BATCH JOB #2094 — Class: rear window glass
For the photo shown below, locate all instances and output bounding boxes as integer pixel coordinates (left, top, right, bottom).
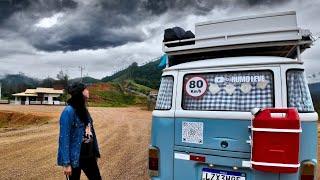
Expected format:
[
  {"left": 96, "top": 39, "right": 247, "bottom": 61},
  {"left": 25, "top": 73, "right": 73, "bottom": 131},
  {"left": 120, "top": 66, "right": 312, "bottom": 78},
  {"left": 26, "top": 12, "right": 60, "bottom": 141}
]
[
  {"left": 182, "top": 71, "right": 274, "bottom": 111},
  {"left": 155, "top": 76, "right": 174, "bottom": 110},
  {"left": 287, "top": 70, "right": 314, "bottom": 112}
]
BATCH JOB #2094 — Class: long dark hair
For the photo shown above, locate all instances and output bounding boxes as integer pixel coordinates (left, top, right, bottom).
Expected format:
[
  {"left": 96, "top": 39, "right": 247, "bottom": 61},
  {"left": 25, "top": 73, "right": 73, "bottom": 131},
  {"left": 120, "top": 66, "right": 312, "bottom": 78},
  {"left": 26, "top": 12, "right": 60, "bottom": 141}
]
[{"left": 67, "top": 86, "right": 89, "bottom": 126}]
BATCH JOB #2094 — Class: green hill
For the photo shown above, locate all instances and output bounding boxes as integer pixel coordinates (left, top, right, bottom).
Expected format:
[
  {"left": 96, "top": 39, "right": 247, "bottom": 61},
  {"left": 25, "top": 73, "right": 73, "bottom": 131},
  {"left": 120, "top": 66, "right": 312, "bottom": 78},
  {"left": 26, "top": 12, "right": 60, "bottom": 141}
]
[
  {"left": 0, "top": 74, "right": 39, "bottom": 98},
  {"left": 101, "top": 60, "right": 162, "bottom": 89},
  {"left": 69, "top": 76, "right": 101, "bottom": 84}
]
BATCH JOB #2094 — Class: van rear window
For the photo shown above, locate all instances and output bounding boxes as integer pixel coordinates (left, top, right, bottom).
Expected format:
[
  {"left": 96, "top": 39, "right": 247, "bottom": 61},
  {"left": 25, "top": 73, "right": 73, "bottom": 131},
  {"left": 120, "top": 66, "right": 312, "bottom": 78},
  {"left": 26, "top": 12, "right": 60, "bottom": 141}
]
[
  {"left": 287, "top": 70, "right": 314, "bottom": 112},
  {"left": 155, "top": 76, "right": 174, "bottom": 110},
  {"left": 182, "top": 71, "right": 274, "bottom": 111}
]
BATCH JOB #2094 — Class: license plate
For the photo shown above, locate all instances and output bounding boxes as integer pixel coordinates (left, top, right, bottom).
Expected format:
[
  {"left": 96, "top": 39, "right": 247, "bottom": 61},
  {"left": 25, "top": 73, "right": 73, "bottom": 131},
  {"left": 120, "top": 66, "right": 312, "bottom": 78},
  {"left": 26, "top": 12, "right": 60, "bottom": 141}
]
[{"left": 202, "top": 168, "right": 246, "bottom": 180}]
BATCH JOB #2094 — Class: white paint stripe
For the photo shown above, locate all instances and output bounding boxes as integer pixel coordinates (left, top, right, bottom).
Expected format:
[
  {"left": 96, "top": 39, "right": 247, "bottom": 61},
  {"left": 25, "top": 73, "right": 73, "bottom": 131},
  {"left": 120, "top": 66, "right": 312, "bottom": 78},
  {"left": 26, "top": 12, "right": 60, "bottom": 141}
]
[
  {"left": 252, "top": 127, "right": 302, "bottom": 133},
  {"left": 251, "top": 161, "right": 300, "bottom": 168},
  {"left": 242, "top": 161, "right": 252, "bottom": 168},
  {"left": 174, "top": 153, "right": 190, "bottom": 160},
  {"left": 172, "top": 110, "right": 319, "bottom": 121}
]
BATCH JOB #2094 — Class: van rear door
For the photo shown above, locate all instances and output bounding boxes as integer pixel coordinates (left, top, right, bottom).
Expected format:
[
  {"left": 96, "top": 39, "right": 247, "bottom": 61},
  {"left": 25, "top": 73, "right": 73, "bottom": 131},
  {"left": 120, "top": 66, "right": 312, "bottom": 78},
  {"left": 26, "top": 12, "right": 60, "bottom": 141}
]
[{"left": 173, "top": 67, "right": 282, "bottom": 180}]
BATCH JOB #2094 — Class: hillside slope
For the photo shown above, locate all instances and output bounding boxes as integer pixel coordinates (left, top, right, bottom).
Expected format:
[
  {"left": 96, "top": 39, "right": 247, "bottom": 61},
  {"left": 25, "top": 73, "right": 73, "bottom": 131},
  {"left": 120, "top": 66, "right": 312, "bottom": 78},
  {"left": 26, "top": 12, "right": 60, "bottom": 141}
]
[
  {"left": 0, "top": 74, "right": 39, "bottom": 98},
  {"left": 87, "top": 81, "right": 152, "bottom": 107},
  {"left": 69, "top": 76, "right": 101, "bottom": 84},
  {"left": 101, "top": 60, "right": 162, "bottom": 89}
]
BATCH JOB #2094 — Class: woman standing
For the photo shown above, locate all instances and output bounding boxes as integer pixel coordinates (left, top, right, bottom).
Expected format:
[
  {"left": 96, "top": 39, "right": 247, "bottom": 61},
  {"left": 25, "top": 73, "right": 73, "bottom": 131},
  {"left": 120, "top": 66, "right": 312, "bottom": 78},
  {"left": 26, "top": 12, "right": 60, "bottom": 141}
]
[{"left": 57, "top": 82, "right": 102, "bottom": 180}]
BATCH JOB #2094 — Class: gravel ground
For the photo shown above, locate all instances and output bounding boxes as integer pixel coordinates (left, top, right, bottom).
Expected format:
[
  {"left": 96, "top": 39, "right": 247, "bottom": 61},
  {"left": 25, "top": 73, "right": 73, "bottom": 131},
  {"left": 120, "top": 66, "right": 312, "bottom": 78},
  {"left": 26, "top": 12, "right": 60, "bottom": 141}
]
[
  {"left": 0, "top": 105, "right": 151, "bottom": 180},
  {"left": 0, "top": 105, "right": 319, "bottom": 179}
]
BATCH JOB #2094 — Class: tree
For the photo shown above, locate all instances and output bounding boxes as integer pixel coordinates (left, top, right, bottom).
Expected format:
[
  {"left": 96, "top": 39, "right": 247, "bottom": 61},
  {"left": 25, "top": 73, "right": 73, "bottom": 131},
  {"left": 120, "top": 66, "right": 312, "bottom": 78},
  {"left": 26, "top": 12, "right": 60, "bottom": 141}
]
[{"left": 56, "top": 70, "right": 69, "bottom": 90}]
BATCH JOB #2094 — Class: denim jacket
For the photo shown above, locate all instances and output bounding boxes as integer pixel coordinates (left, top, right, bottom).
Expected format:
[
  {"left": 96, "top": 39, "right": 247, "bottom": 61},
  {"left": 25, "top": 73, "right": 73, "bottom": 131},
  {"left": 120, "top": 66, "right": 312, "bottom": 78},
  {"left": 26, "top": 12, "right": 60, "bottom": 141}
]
[{"left": 57, "top": 105, "right": 100, "bottom": 168}]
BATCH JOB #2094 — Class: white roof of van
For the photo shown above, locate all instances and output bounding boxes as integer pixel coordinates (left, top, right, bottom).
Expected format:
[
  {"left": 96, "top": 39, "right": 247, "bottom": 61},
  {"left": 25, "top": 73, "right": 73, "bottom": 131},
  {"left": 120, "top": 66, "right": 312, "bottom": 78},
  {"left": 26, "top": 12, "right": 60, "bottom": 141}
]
[
  {"left": 165, "top": 56, "right": 302, "bottom": 71},
  {"left": 163, "top": 11, "right": 313, "bottom": 64}
]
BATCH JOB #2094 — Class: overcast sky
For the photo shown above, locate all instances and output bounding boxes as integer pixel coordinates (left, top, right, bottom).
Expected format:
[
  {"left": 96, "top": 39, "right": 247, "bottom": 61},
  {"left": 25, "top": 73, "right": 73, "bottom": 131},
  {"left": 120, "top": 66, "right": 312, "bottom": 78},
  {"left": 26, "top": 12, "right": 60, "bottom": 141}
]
[{"left": 0, "top": 0, "right": 319, "bottom": 81}]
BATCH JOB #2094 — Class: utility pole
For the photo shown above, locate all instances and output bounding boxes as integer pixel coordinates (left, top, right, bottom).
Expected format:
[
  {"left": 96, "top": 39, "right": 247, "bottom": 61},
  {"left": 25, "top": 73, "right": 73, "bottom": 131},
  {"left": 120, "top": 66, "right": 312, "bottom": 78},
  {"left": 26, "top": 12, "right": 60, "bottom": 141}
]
[{"left": 79, "top": 66, "right": 85, "bottom": 82}]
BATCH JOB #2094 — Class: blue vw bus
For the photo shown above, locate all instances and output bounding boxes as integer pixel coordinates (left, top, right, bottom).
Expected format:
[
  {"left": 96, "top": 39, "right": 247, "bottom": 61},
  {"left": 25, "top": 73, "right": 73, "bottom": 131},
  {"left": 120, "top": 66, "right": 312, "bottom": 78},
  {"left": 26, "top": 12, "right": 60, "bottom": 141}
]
[{"left": 149, "top": 12, "right": 318, "bottom": 180}]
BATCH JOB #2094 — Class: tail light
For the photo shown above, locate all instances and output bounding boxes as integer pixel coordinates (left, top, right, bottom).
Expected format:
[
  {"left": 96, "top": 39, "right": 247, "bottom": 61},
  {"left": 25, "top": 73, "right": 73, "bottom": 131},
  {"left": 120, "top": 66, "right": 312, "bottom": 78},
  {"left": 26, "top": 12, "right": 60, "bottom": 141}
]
[
  {"left": 148, "top": 146, "right": 159, "bottom": 177},
  {"left": 300, "top": 160, "right": 316, "bottom": 180}
]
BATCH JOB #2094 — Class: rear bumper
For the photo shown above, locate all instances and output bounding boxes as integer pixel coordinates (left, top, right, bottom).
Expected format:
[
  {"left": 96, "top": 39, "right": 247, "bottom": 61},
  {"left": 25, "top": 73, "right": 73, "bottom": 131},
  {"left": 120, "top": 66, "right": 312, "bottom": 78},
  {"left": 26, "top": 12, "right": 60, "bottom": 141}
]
[{"left": 172, "top": 151, "right": 317, "bottom": 180}]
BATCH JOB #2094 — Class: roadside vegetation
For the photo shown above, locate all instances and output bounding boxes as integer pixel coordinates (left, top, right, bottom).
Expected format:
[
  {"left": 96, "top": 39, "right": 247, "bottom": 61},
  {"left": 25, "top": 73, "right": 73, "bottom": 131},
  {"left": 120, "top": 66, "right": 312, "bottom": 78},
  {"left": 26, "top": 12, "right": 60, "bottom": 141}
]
[{"left": 87, "top": 82, "right": 150, "bottom": 107}]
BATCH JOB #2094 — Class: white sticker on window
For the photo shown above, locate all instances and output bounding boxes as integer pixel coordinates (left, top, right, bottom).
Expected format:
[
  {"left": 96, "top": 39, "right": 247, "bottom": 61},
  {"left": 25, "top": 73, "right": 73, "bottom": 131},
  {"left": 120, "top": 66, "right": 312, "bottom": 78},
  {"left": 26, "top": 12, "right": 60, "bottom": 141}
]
[
  {"left": 182, "top": 121, "right": 203, "bottom": 144},
  {"left": 257, "top": 80, "right": 269, "bottom": 90},
  {"left": 209, "top": 83, "right": 220, "bottom": 94},
  {"left": 240, "top": 83, "right": 252, "bottom": 94},
  {"left": 224, "top": 84, "right": 236, "bottom": 95},
  {"left": 214, "top": 77, "right": 225, "bottom": 83},
  {"left": 185, "top": 76, "right": 208, "bottom": 97}
]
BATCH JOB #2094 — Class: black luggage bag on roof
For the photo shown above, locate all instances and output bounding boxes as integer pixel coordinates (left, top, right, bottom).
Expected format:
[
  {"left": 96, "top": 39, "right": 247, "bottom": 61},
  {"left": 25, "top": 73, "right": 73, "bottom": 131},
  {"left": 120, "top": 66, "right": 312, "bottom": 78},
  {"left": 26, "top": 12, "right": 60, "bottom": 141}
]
[{"left": 163, "top": 27, "right": 195, "bottom": 47}]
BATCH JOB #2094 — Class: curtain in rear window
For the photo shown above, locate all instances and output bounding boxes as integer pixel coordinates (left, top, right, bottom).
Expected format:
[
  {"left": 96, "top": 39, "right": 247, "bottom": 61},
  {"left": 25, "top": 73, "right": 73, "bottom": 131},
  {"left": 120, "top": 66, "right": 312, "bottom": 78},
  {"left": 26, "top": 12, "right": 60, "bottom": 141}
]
[
  {"left": 182, "top": 71, "right": 274, "bottom": 111},
  {"left": 155, "top": 76, "right": 174, "bottom": 110},
  {"left": 287, "top": 70, "right": 314, "bottom": 112}
]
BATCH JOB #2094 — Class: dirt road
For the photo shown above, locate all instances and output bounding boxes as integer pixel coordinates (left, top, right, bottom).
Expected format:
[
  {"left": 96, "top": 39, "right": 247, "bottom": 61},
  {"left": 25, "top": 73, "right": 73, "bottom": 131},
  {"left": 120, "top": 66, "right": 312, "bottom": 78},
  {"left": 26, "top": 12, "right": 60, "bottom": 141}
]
[
  {"left": 0, "top": 105, "right": 319, "bottom": 179},
  {"left": 0, "top": 105, "right": 151, "bottom": 180}
]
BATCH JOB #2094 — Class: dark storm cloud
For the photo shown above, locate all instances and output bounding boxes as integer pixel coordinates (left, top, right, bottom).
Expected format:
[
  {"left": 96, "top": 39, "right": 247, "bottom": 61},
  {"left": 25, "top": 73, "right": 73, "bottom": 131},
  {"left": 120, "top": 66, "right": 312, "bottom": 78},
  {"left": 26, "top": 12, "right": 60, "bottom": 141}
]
[
  {"left": 142, "top": 0, "right": 292, "bottom": 15},
  {"left": 0, "top": 0, "right": 77, "bottom": 22},
  {"left": 0, "top": 0, "right": 293, "bottom": 52}
]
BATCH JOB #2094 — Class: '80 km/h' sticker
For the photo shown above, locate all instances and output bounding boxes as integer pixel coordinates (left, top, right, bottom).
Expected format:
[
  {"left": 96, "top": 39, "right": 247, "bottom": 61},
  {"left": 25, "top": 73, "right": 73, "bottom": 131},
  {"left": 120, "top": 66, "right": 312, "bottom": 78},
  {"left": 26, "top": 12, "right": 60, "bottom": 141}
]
[{"left": 185, "top": 76, "right": 208, "bottom": 98}]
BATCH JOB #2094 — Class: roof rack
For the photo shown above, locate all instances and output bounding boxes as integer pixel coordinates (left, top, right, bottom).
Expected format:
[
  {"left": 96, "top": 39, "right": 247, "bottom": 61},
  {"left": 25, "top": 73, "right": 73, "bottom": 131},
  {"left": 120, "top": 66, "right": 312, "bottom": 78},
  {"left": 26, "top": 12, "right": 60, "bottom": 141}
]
[{"left": 163, "top": 11, "right": 314, "bottom": 67}]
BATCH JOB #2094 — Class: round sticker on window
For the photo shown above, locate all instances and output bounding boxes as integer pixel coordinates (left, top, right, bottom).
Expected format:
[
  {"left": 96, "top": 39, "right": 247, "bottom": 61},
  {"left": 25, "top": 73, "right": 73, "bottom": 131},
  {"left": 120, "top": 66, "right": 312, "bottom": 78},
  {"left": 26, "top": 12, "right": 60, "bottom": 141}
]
[{"left": 185, "top": 76, "right": 208, "bottom": 97}]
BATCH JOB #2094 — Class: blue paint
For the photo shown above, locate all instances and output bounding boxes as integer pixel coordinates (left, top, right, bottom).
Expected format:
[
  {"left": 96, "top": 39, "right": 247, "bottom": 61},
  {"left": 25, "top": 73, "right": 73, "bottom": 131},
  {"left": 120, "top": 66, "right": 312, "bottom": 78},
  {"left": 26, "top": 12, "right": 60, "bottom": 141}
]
[
  {"left": 175, "top": 118, "right": 251, "bottom": 153},
  {"left": 280, "top": 121, "right": 318, "bottom": 180},
  {"left": 150, "top": 116, "right": 175, "bottom": 180},
  {"left": 151, "top": 116, "right": 317, "bottom": 180}
]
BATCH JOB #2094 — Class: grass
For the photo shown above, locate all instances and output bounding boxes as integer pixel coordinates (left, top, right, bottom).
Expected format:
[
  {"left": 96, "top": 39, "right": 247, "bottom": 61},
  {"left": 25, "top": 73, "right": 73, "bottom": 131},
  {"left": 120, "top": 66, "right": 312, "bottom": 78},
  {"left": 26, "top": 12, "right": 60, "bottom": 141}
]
[
  {"left": 89, "top": 91, "right": 135, "bottom": 107},
  {"left": 126, "top": 80, "right": 152, "bottom": 95},
  {"left": 88, "top": 82, "right": 148, "bottom": 107}
]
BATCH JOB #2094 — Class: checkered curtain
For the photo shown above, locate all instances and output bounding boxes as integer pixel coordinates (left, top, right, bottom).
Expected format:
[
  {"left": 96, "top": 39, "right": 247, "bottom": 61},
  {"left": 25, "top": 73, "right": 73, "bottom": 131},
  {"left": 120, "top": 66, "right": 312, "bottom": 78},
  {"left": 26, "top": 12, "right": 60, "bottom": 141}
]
[
  {"left": 287, "top": 70, "right": 314, "bottom": 112},
  {"left": 183, "top": 71, "right": 274, "bottom": 111},
  {"left": 155, "top": 76, "right": 174, "bottom": 110}
]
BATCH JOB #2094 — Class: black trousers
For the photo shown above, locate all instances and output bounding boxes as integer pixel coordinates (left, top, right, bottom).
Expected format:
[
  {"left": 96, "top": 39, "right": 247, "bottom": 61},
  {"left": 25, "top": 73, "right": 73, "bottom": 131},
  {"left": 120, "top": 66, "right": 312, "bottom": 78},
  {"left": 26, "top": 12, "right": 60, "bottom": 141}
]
[{"left": 69, "top": 157, "right": 102, "bottom": 180}]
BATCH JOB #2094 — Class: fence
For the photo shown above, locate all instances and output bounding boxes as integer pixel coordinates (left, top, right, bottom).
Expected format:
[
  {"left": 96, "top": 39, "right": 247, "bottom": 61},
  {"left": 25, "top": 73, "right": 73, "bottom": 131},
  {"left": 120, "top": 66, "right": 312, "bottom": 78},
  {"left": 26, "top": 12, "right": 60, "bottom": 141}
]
[{"left": 0, "top": 100, "right": 9, "bottom": 104}]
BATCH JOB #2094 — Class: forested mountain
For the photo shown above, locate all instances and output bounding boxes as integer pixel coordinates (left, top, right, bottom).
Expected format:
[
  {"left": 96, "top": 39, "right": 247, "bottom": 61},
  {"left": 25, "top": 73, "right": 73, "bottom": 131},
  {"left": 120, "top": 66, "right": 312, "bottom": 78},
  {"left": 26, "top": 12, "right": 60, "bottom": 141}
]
[{"left": 101, "top": 59, "right": 162, "bottom": 89}]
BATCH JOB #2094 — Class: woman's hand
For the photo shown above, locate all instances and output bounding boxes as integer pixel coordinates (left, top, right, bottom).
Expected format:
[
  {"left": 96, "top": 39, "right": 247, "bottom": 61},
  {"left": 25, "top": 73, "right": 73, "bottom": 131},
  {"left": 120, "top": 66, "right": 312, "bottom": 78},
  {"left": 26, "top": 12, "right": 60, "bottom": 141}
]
[{"left": 63, "top": 165, "right": 72, "bottom": 176}]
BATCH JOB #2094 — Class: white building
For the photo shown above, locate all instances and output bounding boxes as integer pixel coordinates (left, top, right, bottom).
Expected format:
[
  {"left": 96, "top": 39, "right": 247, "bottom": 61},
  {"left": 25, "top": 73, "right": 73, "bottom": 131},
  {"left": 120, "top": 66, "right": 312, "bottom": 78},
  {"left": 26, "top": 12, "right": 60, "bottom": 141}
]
[{"left": 12, "top": 88, "right": 64, "bottom": 105}]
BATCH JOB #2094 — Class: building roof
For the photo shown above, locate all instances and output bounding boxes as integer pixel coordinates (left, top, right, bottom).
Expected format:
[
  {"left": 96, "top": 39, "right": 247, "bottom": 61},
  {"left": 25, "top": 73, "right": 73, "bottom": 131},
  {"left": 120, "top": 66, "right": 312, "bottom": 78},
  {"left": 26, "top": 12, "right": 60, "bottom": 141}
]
[
  {"left": 35, "top": 88, "right": 63, "bottom": 94},
  {"left": 12, "top": 92, "right": 38, "bottom": 97},
  {"left": 12, "top": 87, "right": 64, "bottom": 97},
  {"left": 25, "top": 89, "right": 36, "bottom": 94}
]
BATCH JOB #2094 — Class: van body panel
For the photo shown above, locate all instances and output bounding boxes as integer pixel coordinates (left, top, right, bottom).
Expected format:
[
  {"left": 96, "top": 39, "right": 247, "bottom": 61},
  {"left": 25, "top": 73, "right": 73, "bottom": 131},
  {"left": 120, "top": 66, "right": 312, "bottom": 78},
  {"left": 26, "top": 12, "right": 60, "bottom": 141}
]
[
  {"left": 171, "top": 120, "right": 317, "bottom": 180},
  {"left": 280, "top": 121, "right": 318, "bottom": 180},
  {"left": 174, "top": 118, "right": 251, "bottom": 153},
  {"left": 151, "top": 116, "right": 175, "bottom": 180},
  {"left": 299, "top": 121, "right": 318, "bottom": 160},
  {"left": 165, "top": 56, "right": 302, "bottom": 72},
  {"left": 174, "top": 146, "right": 251, "bottom": 159}
]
